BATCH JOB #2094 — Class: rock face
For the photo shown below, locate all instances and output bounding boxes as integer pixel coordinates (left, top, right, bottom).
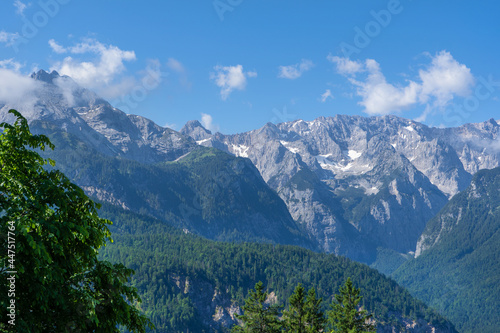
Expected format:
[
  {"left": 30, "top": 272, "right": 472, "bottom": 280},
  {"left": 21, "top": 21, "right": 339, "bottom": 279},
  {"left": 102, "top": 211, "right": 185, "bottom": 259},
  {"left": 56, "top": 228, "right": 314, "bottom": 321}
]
[
  {"left": 168, "top": 273, "right": 241, "bottom": 330},
  {"left": 182, "top": 115, "right": 500, "bottom": 263}
]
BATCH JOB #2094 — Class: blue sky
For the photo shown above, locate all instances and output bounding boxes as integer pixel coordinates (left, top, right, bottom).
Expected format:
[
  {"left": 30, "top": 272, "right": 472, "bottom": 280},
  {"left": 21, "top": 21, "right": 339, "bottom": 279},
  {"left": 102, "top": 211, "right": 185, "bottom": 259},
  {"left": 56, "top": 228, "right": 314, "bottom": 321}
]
[{"left": 1, "top": 0, "right": 499, "bottom": 133}]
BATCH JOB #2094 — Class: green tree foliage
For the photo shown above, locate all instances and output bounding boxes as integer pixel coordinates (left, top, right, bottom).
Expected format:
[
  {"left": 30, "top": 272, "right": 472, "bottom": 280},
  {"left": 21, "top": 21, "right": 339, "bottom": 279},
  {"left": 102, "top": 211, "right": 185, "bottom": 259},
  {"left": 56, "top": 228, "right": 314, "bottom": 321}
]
[
  {"left": 328, "top": 278, "right": 375, "bottom": 333},
  {"left": 232, "top": 281, "right": 282, "bottom": 333},
  {"left": 0, "top": 110, "right": 153, "bottom": 332},
  {"left": 234, "top": 279, "right": 376, "bottom": 333},
  {"left": 304, "top": 287, "right": 326, "bottom": 333},
  {"left": 282, "top": 283, "right": 307, "bottom": 332},
  {"left": 282, "top": 284, "right": 326, "bottom": 333}
]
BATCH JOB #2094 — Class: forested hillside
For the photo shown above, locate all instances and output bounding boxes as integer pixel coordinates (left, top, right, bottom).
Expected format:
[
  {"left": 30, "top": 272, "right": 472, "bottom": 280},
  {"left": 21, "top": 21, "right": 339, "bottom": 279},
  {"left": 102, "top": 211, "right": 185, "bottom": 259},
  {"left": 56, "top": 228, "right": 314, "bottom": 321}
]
[
  {"left": 393, "top": 167, "right": 500, "bottom": 333},
  {"left": 98, "top": 203, "right": 457, "bottom": 332}
]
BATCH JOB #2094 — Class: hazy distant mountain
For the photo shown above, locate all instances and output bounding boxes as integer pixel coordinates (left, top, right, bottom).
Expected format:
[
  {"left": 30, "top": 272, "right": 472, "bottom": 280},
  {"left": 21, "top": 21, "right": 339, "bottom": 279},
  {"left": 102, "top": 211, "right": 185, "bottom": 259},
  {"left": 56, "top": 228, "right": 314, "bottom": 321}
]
[{"left": 393, "top": 167, "right": 500, "bottom": 333}]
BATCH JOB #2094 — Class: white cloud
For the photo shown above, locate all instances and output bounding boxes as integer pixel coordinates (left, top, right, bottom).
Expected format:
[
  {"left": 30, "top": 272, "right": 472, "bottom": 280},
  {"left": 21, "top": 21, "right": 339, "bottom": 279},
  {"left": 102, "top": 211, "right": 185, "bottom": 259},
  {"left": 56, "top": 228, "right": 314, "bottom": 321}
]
[
  {"left": 49, "top": 38, "right": 136, "bottom": 99},
  {"left": 0, "top": 58, "right": 23, "bottom": 72},
  {"left": 489, "top": 137, "right": 500, "bottom": 153},
  {"left": 13, "top": 0, "right": 28, "bottom": 16},
  {"left": 0, "top": 68, "right": 42, "bottom": 113},
  {"left": 328, "top": 55, "right": 363, "bottom": 75},
  {"left": 201, "top": 113, "right": 220, "bottom": 133},
  {"left": 320, "top": 89, "right": 333, "bottom": 102},
  {"left": 210, "top": 65, "right": 256, "bottom": 100},
  {"left": 164, "top": 122, "right": 177, "bottom": 130},
  {"left": 418, "top": 51, "right": 475, "bottom": 107},
  {"left": 349, "top": 59, "right": 421, "bottom": 115},
  {"left": 48, "top": 39, "right": 67, "bottom": 54},
  {"left": 413, "top": 105, "right": 433, "bottom": 123},
  {"left": 247, "top": 71, "right": 258, "bottom": 78},
  {"left": 278, "top": 59, "right": 314, "bottom": 79},
  {"left": 98, "top": 77, "right": 137, "bottom": 101},
  {"left": 0, "top": 31, "right": 19, "bottom": 47},
  {"left": 139, "top": 59, "right": 164, "bottom": 88},
  {"left": 167, "top": 57, "right": 191, "bottom": 89},
  {"left": 53, "top": 75, "right": 81, "bottom": 107},
  {"left": 331, "top": 51, "right": 475, "bottom": 117},
  {"left": 108, "top": 59, "right": 168, "bottom": 111},
  {"left": 166, "top": 58, "right": 184, "bottom": 73}
]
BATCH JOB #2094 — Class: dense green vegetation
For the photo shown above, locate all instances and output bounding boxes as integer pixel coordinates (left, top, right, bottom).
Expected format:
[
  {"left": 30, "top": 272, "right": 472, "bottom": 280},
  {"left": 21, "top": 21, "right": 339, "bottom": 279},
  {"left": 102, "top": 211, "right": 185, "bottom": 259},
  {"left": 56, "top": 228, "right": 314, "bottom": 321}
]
[
  {"left": 232, "top": 281, "right": 282, "bottom": 333},
  {"left": 369, "top": 248, "right": 410, "bottom": 276},
  {"left": 327, "top": 278, "right": 375, "bottom": 333},
  {"left": 98, "top": 203, "right": 456, "bottom": 332},
  {"left": 393, "top": 167, "right": 500, "bottom": 333},
  {"left": 0, "top": 111, "right": 152, "bottom": 332}
]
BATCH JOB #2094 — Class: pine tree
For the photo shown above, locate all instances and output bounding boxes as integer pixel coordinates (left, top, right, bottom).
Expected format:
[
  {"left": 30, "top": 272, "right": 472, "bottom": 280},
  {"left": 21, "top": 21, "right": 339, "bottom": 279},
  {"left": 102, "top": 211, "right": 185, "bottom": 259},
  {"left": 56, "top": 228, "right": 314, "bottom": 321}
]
[
  {"left": 282, "top": 284, "right": 327, "bottom": 333},
  {"left": 304, "top": 287, "right": 326, "bottom": 333},
  {"left": 282, "top": 283, "right": 307, "bottom": 332},
  {"left": 327, "top": 278, "right": 376, "bottom": 333},
  {"left": 232, "top": 281, "right": 282, "bottom": 333}
]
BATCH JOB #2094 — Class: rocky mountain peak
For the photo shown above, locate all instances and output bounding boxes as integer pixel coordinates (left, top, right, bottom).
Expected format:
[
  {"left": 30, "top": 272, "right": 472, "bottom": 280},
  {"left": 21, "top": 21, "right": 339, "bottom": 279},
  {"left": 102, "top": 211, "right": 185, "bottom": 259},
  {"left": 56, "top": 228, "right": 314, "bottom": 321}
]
[
  {"left": 255, "top": 122, "right": 280, "bottom": 138},
  {"left": 1, "top": 70, "right": 197, "bottom": 164},
  {"left": 181, "top": 120, "right": 203, "bottom": 131},
  {"left": 30, "top": 69, "right": 61, "bottom": 84},
  {"left": 488, "top": 117, "right": 499, "bottom": 127},
  {"left": 180, "top": 120, "right": 212, "bottom": 141}
]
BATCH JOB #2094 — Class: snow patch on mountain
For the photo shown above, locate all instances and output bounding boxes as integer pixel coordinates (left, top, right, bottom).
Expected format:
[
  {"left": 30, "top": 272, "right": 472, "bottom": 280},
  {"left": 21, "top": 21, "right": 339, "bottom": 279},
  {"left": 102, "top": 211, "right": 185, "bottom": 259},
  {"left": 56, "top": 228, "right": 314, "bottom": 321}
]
[
  {"left": 365, "top": 186, "right": 380, "bottom": 195},
  {"left": 231, "top": 144, "right": 249, "bottom": 157},
  {"left": 315, "top": 154, "right": 372, "bottom": 175},
  {"left": 315, "top": 154, "right": 337, "bottom": 171},
  {"left": 347, "top": 150, "right": 362, "bottom": 159},
  {"left": 280, "top": 141, "right": 301, "bottom": 154},
  {"left": 197, "top": 138, "right": 211, "bottom": 145},
  {"left": 405, "top": 125, "right": 415, "bottom": 132}
]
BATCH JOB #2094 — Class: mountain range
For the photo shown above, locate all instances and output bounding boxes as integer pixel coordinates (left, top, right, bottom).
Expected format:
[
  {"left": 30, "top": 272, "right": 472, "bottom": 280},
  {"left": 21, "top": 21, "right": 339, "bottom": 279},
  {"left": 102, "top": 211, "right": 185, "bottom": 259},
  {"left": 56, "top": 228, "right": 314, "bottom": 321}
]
[
  {"left": 2, "top": 70, "right": 310, "bottom": 248},
  {"left": 180, "top": 105, "right": 500, "bottom": 264},
  {"left": 1, "top": 69, "right": 499, "bottom": 332}
]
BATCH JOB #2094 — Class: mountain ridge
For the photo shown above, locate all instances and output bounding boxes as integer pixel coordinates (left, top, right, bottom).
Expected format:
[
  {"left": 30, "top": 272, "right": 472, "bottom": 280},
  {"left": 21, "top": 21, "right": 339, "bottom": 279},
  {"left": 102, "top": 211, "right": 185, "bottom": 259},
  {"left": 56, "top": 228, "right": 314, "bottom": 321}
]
[{"left": 182, "top": 112, "right": 500, "bottom": 262}]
